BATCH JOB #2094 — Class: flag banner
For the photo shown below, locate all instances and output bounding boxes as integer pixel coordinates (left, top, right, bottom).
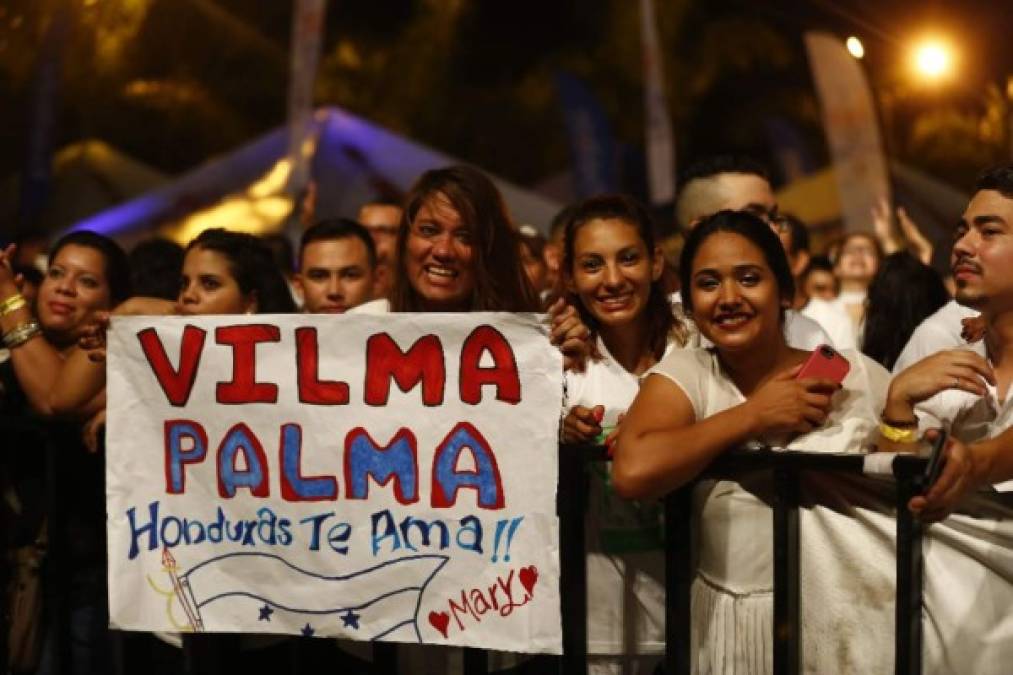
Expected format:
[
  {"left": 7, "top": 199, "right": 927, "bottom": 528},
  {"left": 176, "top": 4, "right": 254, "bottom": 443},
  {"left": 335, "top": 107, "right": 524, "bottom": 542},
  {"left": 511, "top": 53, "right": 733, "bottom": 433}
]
[
  {"left": 106, "top": 313, "right": 563, "bottom": 654},
  {"left": 805, "top": 31, "right": 891, "bottom": 234}
]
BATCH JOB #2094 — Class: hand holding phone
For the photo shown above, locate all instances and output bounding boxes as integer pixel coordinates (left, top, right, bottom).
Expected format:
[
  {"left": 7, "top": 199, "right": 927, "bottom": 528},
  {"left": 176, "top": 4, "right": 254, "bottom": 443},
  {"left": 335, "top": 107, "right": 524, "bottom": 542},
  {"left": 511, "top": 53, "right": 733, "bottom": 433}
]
[{"left": 797, "top": 344, "right": 851, "bottom": 384}]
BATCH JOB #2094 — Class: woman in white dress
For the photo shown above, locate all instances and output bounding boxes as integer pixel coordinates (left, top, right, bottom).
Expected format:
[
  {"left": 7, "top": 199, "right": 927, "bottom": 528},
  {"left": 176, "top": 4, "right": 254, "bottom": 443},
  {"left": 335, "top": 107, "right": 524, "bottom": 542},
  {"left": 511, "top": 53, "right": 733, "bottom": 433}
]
[
  {"left": 612, "top": 210, "right": 890, "bottom": 674},
  {"left": 557, "top": 194, "right": 689, "bottom": 674}
]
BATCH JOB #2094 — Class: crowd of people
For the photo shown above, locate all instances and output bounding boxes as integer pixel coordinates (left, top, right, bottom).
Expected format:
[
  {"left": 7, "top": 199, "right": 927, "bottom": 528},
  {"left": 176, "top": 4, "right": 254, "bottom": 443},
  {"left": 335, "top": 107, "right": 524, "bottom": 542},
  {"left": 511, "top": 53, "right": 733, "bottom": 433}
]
[{"left": 3, "top": 157, "right": 1013, "bottom": 674}]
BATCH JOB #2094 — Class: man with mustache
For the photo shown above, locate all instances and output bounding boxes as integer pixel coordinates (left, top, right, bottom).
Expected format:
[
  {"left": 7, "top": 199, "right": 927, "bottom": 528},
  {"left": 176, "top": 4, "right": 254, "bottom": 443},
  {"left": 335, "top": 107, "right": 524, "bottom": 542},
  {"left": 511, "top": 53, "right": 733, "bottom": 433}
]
[{"left": 887, "top": 165, "right": 1013, "bottom": 521}]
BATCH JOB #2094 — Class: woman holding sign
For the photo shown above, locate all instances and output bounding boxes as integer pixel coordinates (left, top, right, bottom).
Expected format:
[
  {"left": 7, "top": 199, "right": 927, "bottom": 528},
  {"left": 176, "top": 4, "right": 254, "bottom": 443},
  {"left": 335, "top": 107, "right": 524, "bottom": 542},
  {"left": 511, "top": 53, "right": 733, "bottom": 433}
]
[
  {"left": 611, "top": 211, "right": 890, "bottom": 672},
  {"left": 557, "top": 194, "right": 690, "bottom": 673},
  {"left": 350, "top": 164, "right": 589, "bottom": 367}
]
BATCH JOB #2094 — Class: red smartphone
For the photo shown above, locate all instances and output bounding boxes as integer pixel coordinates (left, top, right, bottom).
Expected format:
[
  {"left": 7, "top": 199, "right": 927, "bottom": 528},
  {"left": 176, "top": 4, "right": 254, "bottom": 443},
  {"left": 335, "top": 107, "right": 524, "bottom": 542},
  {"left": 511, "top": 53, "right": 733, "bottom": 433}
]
[{"left": 796, "top": 344, "right": 851, "bottom": 383}]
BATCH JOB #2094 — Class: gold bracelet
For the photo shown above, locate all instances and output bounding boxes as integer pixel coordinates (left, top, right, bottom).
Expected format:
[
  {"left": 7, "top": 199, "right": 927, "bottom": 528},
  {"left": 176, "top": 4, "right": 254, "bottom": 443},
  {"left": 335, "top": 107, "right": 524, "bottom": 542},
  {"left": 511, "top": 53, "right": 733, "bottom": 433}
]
[
  {"left": 2, "top": 320, "right": 41, "bottom": 349},
  {"left": 0, "top": 293, "right": 26, "bottom": 317},
  {"left": 880, "top": 421, "right": 919, "bottom": 444}
]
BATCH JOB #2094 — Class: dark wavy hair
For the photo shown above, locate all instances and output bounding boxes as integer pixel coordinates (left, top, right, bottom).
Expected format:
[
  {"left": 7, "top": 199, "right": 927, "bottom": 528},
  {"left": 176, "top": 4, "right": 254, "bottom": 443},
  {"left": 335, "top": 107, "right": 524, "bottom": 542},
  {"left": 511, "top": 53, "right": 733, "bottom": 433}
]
[
  {"left": 679, "top": 210, "right": 795, "bottom": 314},
  {"left": 562, "top": 194, "right": 687, "bottom": 361},
  {"left": 389, "top": 165, "right": 538, "bottom": 312},
  {"left": 975, "top": 163, "right": 1013, "bottom": 198},
  {"left": 49, "top": 230, "right": 132, "bottom": 305},
  {"left": 862, "top": 252, "right": 949, "bottom": 370},
  {"left": 186, "top": 229, "right": 295, "bottom": 313}
]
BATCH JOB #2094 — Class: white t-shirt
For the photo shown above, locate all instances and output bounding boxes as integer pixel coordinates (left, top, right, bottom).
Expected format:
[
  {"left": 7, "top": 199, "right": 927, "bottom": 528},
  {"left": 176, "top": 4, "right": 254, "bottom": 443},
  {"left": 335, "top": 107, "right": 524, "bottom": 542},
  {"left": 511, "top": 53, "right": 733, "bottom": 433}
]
[
  {"left": 646, "top": 347, "right": 889, "bottom": 673},
  {"left": 893, "top": 300, "right": 981, "bottom": 373},
  {"left": 563, "top": 336, "right": 680, "bottom": 657},
  {"left": 801, "top": 297, "right": 858, "bottom": 350}
]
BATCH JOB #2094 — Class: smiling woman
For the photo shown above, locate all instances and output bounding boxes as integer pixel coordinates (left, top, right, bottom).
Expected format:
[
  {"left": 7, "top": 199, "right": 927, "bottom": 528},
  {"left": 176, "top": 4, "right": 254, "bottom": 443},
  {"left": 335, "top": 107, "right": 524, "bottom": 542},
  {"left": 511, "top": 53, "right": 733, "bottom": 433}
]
[
  {"left": 556, "top": 195, "right": 689, "bottom": 671},
  {"left": 0, "top": 231, "right": 130, "bottom": 416},
  {"left": 388, "top": 165, "right": 539, "bottom": 313},
  {"left": 611, "top": 210, "right": 891, "bottom": 672}
]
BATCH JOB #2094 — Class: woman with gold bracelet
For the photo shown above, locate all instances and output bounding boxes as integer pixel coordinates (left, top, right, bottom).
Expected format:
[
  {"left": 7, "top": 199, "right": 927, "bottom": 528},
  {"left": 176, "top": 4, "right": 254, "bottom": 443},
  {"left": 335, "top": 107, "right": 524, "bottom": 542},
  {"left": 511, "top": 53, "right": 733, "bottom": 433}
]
[
  {"left": 0, "top": 232, "right": 130, "bottom": 416},
  {"left": 1, "top": 230, "right": 131, "bottom": 675}
]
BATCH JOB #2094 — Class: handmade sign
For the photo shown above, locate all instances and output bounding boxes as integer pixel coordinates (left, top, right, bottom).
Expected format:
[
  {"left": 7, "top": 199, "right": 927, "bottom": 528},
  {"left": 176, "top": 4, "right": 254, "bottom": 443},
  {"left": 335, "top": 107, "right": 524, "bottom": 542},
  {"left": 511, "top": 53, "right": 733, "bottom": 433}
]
[{"left": 106, "top": 313, "right": 562, "bottom": 653}]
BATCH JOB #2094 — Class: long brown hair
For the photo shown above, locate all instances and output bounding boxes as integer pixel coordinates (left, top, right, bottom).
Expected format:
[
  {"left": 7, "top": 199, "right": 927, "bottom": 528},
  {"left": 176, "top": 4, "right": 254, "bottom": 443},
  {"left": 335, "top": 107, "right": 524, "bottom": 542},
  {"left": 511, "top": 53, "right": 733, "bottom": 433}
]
[
  {"left": 389, "top": 165, "right": 539, "bottom": 312},
  {"left": 561, "top": 194, "right": 688, "bottom": 361}
]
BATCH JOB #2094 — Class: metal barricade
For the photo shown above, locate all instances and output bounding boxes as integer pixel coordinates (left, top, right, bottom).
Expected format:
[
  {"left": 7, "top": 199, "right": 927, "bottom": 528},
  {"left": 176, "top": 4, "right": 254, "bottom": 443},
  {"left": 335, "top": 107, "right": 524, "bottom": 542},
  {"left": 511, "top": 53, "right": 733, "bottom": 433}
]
[
  {"left": 558, "top": 444, "right": 930, "bottom": 675},
  {"left": 3, "top": 409, "right": 931, "bottom": 675}
]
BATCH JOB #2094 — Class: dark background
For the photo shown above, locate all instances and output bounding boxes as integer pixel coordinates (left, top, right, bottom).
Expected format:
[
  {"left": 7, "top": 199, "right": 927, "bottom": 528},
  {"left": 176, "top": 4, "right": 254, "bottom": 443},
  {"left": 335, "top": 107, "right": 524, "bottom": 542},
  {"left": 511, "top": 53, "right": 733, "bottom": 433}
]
[{"left": 2, "top": 0, "right": 1011, "bottom": 233}]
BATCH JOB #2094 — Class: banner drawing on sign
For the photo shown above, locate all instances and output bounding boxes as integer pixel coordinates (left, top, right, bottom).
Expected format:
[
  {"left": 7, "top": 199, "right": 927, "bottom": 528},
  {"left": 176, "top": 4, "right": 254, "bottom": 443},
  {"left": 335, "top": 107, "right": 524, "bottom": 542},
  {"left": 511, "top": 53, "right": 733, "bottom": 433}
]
[{"left": 106, "top": 314, "right": 562, "bottom": 654}]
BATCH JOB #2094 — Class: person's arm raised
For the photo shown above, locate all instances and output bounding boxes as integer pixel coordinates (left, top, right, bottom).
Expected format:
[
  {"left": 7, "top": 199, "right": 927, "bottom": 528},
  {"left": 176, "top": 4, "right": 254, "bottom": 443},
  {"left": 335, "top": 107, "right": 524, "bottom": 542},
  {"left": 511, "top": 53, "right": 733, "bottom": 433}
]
[
  {"left": 0, "top": 244, "right": 68, "bottom": 416},
  {"left": 611, "top": 364, "right": 837, "bottom": 500},
  {"left": 48, "top": 297, "right": 177, "bottom": 415}
]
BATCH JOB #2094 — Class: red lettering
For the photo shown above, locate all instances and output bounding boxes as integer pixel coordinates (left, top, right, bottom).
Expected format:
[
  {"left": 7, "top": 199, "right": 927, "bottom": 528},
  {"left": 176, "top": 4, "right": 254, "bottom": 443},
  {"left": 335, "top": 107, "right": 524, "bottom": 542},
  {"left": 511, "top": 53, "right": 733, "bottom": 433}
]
[
  {"left": 364, "top": 333, "right": 445, "bottom": 406},
  {"left": 137, "top": 325, "right": 206, "bottom": 406},
  {"left": 295, "top": 327, "right": 349, "bottom": 405},
  {"left": 215, "top": 325, "right": 280, "bottom": 404},
  {"left": 448, "top": 589, "right": 479, "bottom": 630},
  {"left": 459, "top": 325, "right": 520, "bottom": 405}
]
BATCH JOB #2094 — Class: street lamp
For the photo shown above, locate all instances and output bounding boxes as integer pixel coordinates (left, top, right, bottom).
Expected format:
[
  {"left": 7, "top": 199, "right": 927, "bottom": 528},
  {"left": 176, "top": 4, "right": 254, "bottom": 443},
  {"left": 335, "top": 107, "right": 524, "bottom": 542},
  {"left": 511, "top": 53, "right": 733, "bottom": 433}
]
[
  {"left": 911, "top": 39, "right": 954, "bottom": 82},
  {"left": 846, "top": 36, "right": 864, "bottom": 60}
]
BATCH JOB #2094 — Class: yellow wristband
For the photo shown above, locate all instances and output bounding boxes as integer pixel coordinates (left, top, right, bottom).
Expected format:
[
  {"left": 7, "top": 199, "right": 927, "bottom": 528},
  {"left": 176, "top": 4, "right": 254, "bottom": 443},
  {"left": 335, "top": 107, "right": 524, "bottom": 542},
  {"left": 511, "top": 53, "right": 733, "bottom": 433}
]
[
  {"left": 0, "top": 293, "right": 26, "bottom": 317},
  {"left": 880, "top": 421, "right": 919, "bottom": 444}
]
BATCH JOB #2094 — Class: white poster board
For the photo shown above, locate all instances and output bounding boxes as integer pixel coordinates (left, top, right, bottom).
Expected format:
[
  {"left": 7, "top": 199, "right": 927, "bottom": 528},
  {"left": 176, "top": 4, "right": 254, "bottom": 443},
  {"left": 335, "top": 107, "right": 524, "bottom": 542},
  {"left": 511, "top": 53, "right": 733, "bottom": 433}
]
[{"left": 105, "top": 313, "right": 563, "bottom": 654}]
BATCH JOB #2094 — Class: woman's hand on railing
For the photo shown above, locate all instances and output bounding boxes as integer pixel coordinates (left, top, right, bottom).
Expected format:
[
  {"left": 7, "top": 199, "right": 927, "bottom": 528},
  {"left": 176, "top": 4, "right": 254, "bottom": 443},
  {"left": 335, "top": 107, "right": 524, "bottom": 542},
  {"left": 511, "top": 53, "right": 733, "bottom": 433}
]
[
  {"left": 741, "top": 364, "right": 840, "bottom": 437},
  {"left": 885, "top": 350, "right": 994, "bottom": 423},
  {"left": 548, "top": 298, "right": 590, "bottom": 373},
  {"left": 561, "top": 405, "right": 604, "bottom": 444}
]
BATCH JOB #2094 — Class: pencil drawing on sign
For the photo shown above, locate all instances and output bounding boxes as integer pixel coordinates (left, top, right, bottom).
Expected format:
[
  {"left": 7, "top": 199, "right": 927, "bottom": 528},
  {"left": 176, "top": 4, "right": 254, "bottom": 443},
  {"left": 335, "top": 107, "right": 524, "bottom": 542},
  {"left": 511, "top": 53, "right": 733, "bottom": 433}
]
[{"left": 150, "top": 546, "right": 449, "bottom": 641}]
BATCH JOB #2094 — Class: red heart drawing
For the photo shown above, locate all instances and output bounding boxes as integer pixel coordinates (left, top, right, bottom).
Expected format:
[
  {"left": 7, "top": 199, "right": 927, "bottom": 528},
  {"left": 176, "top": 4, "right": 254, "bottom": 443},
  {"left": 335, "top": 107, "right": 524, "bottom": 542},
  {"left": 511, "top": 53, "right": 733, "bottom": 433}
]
[
  {"left": 519, "top": 565, "right": 539, "bottom": 596},
  {"left": 428, "top": 610, "right": 450, "bottom": 638}
]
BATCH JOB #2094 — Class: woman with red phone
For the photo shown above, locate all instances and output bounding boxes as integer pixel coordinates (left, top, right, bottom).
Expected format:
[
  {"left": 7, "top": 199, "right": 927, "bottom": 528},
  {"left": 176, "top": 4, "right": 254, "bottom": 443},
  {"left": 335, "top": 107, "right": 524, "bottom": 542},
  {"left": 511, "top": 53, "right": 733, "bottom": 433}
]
[{"left": 611, "top": 211, "right": 891, "bottom": 672}]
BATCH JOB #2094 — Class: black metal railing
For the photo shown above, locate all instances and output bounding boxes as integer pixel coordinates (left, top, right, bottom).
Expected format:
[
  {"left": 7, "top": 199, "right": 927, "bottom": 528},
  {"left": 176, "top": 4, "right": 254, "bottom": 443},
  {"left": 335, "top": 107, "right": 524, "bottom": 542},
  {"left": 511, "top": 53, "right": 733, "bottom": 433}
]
[
  {"left": 558, "top": 444, "right": 931, "bottom": 675},
  {"left": 2, "top": 412, "right": 931, "bottom": 675}
]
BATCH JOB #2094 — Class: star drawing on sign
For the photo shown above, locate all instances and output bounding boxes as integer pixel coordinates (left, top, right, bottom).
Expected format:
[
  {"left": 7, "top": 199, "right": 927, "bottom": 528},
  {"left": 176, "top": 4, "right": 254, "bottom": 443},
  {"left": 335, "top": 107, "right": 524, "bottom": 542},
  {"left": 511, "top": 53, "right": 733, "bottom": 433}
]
[
  {"left": 301, "top": 623, "right": 315, "bottom": 637},
  {"left": 341, "top": 609, "right": 360, "bottom": 630},
  {"left": 258, "top": 604, "right": 274, "bottom": 622}
]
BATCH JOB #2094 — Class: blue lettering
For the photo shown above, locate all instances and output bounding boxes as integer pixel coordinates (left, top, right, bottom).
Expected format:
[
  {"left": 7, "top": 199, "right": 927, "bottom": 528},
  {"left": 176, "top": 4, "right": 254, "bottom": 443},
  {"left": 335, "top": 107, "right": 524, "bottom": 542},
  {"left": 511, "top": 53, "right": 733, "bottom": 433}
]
[{"left": 127, "top": 501, "right": 160, "bottom": 560}]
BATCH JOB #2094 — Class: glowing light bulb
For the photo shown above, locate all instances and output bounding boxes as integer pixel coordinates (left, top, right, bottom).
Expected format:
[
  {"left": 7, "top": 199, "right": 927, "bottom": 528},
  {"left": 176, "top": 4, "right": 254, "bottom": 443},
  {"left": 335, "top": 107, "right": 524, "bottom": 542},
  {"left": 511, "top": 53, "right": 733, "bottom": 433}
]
[{"left": 846, "top": 36, "right": 864, "bottom": 59}]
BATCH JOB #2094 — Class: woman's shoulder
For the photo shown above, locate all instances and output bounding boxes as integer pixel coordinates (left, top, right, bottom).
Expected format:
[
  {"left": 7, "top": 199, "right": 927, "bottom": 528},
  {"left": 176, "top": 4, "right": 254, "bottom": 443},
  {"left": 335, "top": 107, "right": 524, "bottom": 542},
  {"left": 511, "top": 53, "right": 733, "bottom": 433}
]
[
  {"left": 840, "top": 349, "right": 890, "bottom": 392},
  {"left": 648, "top": 346, "right": 716, "bottom": 383}
]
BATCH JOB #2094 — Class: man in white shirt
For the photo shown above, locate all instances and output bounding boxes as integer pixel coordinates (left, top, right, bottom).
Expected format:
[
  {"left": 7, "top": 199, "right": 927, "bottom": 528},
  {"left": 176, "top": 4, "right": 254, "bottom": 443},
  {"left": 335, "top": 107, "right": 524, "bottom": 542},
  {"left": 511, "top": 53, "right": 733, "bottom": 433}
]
[
  {"left": 892, "top": 299, "right": 981, "bottom": 373},
  {"left": 903, "top": 167, "right": 1013, "bottom": 454},
  {"left": 676, "top": 155, "right": 833, "bottom": 349},
  {"left": 875, "top": 166, "right": 1013, "bottom": 672}
]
